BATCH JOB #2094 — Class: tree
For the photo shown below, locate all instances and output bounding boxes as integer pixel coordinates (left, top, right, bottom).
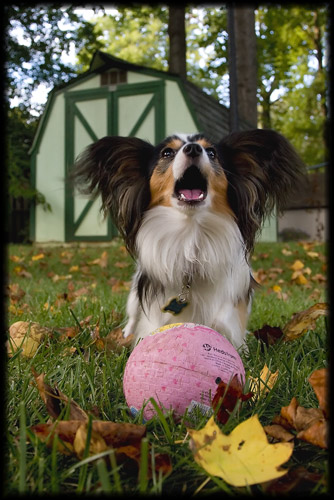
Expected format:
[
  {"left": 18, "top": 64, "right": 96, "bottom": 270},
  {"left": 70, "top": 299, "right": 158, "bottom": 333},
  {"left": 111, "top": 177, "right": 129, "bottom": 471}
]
[
  {"left": 4, "top": 5, "right": 98, "bottom": 113},
  {"left": 168, "top": 6, "right": 187, "bottom": 78},
  {"left": 227, "top": 6, "right": 257, "bottom": 128},
  {"left": 256, "top": 6, "right": 328, "bottom": 163},
  {"left": 76, "top": 6, "right": 169, "bottom": 73}
]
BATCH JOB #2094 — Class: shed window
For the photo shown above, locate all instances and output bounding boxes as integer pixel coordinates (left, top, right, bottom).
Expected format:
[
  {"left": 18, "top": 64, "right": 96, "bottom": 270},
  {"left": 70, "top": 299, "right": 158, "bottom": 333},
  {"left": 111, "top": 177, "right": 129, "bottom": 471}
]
[{"left": 100, "top": 70, "right": 127, "bottom": 86}]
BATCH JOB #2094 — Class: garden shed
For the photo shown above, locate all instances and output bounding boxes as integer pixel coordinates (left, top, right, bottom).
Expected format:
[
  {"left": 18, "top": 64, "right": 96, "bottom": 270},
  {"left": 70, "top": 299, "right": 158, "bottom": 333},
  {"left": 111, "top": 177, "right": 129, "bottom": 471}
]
[{"left": 30, "top": 50, "right": 272, "bottom": 244}]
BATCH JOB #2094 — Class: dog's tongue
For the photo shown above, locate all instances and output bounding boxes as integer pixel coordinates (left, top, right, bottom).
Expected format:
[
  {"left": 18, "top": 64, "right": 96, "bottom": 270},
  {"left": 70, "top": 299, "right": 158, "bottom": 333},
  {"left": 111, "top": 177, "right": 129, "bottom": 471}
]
[{"left": 179, "top": 189, "right": 203, "bottom": 201}]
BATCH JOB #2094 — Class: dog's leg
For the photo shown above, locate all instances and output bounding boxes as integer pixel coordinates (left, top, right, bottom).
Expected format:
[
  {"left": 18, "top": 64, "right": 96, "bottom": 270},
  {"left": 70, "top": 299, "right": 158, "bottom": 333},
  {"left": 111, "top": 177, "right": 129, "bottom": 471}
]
[
  {"left": 123, "top": 287, "right": 141, "bottom": 338},
  {"left": 213, "top": 298, "right": 251, "bottom": 350}
]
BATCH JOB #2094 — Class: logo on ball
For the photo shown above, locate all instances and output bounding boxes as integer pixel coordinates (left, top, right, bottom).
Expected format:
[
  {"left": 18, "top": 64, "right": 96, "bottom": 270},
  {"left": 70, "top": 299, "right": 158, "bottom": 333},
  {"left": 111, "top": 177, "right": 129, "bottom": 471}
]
[{"left": 202, "top": 343, "right": 212, "bottom": 351}]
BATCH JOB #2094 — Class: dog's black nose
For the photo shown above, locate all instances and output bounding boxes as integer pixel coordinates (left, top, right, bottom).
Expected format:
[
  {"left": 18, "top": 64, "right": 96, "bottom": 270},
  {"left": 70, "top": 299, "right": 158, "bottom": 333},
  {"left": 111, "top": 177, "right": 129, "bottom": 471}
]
[{"left": 183, "top": 143, "right": 202, "bottom": 158}]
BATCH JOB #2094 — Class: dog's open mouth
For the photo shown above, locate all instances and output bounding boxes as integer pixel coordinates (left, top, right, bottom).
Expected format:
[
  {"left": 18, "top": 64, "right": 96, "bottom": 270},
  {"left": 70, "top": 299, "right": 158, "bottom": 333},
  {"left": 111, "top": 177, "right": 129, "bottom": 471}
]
[{"left": 174, "top": 165, "right": 208, "bottom": 204}]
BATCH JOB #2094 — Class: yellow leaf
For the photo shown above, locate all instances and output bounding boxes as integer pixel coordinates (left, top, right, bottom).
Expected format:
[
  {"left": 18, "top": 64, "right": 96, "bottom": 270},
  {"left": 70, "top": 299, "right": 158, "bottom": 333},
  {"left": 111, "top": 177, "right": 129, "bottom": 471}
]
[
  {"left": 249, "top": 364, "right": 279, "bottom": 400},
  {"left": 272, "top": 285, "right": 282, "bottom": 293},
  {"left": 31, "top": 253, "right": 45, "bottom": 261},
  {"left": 7, "top": 321, "right": 51, "bottom": 358},
  {"left": 69, "top": 265, "right": 79, "bottom": 272},
  {"left": 188, "top": 415, "right": 293, "bottom": 487},
  {"left": 73, "top": 423, "right": 108, "bottom": 459},
  {"left": 290, "top": 259, "right": 304, "bottom": 271},
  {"left": 306, "top": 251, "right": 319, "bottom": 258},
  {"left": 283, "top": 303, "right": 328, "bottom": 341},
  {"left": 294, "top": 273, "right": 308, "bottom": 285}
]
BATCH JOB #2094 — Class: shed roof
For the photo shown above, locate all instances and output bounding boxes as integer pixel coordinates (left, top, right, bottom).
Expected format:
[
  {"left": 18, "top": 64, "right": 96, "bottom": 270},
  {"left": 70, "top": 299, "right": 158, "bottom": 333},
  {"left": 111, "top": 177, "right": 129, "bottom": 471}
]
[
  {"left": 30, "top": 51, "right": 253, "bottom": 154},
  {"left": 88, "top": 51, "right": 253, "bottom": 142}
]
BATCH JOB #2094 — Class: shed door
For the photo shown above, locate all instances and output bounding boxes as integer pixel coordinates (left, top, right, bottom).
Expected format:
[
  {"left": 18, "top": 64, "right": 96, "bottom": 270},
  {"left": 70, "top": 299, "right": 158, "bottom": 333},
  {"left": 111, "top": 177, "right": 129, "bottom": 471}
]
[{"left": 65, "top": 81, "right": 165, "bottom": 242}]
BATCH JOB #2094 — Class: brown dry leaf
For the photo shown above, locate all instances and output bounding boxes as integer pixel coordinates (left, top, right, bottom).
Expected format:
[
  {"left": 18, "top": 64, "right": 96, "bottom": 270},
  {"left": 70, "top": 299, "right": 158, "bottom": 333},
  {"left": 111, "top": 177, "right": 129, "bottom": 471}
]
[
  {"left": 308, "top": 368, "right": 328, "bottom": 417},
  {"left": 7, "top": 321, "right": 52, "bottom": 358},
  {"left": 107, "top": 277, "right": 131, "bottom": 292},
  {"left": 282, "top": 303, "right": 328, "bottom": 341},
  {"left": 296, "top": 420, "right": 328, "bottom": 449},
  {"left": 272, "top": 395, "right": 328, "bottom": 449},
  {"left": 30, "top": 420, "right": 146, "bottom": 457},
  {"left": 262, "top": 466, "right": 325, "bottom": 494},
  {"left": 31, "top": 368, "right": 88, "bottom": 421},
  {"left": 114, "top": 261, "right": 130, "bottom": 268},
  {"left": 96, "top": 327, "right": 134, "bottom": 353},
  {"left": 263, "top": 424, "right": 294, "bottom": 442},
  {"left": 88, "top": 250, "right": 108, "bottom": 268},
  {"left": 10, "top": 254, "right": 24, "bottom": 263},
  {"left": 7, "top": 283, "right": 26, "bottom": 303}
]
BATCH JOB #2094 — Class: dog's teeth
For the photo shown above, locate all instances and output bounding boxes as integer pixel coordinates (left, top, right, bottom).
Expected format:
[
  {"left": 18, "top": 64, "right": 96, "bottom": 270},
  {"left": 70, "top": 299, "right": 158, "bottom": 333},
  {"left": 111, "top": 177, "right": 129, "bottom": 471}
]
[
  {"left": 180, "top": 193, "right": 186, "bottom": 200},
  {"left": 198, "top": 193, "right": 204, "bottom": 200}
]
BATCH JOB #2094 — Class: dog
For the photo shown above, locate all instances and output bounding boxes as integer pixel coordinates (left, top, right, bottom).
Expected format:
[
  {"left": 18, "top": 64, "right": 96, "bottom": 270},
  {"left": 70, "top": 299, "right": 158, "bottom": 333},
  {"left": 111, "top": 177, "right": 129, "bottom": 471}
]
[{"left": 73, "top": 129, "right": 304, "bottom": 349}]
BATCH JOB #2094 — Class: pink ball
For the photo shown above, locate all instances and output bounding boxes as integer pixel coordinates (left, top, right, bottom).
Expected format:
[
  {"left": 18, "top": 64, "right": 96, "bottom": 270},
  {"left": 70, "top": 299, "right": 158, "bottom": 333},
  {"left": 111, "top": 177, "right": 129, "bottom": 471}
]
[{"left": 123, "top": 323, "right": 245, "bottom": 421}]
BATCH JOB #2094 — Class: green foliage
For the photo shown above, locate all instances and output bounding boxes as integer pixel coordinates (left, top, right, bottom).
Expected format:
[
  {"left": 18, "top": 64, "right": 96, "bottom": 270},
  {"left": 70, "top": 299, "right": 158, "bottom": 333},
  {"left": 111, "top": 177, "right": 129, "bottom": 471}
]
[
  {"left": 76, "top": 6, "right": 169, "bottom": 73},
  {"left": 5, "top": 5, "right": 98, "bottom": 112},
  {"left": 256, "top": 6, "right": 328, "bottom": 164},
  {"left": 6, "top": 105, "right": 50, "bottom": 209}
]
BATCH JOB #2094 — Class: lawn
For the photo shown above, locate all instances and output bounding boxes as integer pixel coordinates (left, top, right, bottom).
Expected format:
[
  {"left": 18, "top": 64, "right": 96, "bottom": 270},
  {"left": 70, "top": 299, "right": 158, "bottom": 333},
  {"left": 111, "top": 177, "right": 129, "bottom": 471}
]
[{"left": 5, "top": 239, "right": 328, "bottom": 495}]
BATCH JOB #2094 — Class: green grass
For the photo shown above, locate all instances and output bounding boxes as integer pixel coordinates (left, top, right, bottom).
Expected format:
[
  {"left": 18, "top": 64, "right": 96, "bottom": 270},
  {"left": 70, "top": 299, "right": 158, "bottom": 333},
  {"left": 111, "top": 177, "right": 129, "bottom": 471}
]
[{"left": 5, "top": 239, "right": 328, "bottom": 495}]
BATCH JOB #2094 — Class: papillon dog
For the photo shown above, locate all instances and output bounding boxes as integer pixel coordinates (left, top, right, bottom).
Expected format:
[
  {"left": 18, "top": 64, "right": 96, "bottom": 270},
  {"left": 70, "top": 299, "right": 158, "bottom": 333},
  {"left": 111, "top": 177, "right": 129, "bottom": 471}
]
[{"left": 73, "top": 129, "right": 304, "bottom": 349}]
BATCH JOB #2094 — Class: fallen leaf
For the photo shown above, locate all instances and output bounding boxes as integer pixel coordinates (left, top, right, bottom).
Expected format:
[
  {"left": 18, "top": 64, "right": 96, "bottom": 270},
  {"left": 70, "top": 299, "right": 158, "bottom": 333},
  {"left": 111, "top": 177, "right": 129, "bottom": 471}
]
[
  {"left": 7, "top": 321, "right": 52, "bottom": 358},
  {"left": 31, "top": 368, "right": 89, "bottom": 421},
  {"left": 282, "top": 303, "right": 328, "bottom": 341},
  {"left": 73, "top": 422, "right": 108, "bottom": 458},
  {"left": 31, "top": 253, "right": 45, "bottom": 261},
  {"left": 252, "top": 325, "right": 284, "bottom": 346},
  {"left": 10, "top": 255, "right": 24, "bottom": 263},
  {"left": 281, "top": 248, "right": 292, "bottom": 256},
  {"left": 306, "top": 251, "right": 319, "bottom": 258},
  {"left": 115, "top": 261, "right": 130, "bottom": 268},
  {"left": 249, "top": 364, "right": 279, "bottom": 400},
  {"left": 291, "top": 273, "right": 308, "bottom": 285},
  {"left": 88, "top": 250, "right": 108, "bottom": 268},
  {"left": 188, "top": 415, "right": 293, "bottom": 487},
  {"left": 263, "top": 425, "right": 294, "bottom": 442},
  {"left": 212, "top": 374, "right": 253, "bottom": 424},
  {"left": 308, "top": 368, "right": 328, "bottom": 417},
  {"left": 262, "top": 466, "right": 325, "bottom": 494},
  {"left": 7, "top": 283, "right": 26, "bottom": 303},
  {"left": 52, "top": 274, "right": 73, "bottom": 282},
  {"left": 94, "top": 327, "right": 134, "bottom": 353},
  {"left": 290, "top": 259, "right": 304, "bottom": 271},
  {"left": 69, "top": 265, "right": 79, "bottom": 272},
  {"left": 272, "top": 391, "right": 328, "bottom": 449},
  {"left": 30, "top": 420, "right": 146, "bottom": 457}
]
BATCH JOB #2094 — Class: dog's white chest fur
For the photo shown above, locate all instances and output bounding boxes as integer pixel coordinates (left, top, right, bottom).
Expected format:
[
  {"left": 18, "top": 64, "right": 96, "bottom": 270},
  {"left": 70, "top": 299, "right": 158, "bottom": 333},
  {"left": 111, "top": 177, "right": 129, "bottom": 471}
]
[{"left": 123, "top": 206, "right": 252, "bottom": 348}]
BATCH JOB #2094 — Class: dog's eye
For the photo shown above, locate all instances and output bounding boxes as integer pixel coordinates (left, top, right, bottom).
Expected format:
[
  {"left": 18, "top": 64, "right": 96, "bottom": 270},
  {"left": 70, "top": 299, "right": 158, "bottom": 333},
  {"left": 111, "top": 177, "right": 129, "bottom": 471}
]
[
  {"left": 161, "top": 147, "right": 175, "bottom": 158},
  {"left": 206, "top": 147, "right": 216, "bottom": 160}
]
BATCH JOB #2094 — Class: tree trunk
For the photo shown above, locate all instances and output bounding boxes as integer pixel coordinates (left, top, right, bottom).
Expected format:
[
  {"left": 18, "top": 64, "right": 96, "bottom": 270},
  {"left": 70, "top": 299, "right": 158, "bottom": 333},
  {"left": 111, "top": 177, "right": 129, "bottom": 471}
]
[
  {"left": 168, "top": 6, "right": 187, "bottom": 79},
  {"left": 228, "top": 7, "right": 257, "bottom": 129}
]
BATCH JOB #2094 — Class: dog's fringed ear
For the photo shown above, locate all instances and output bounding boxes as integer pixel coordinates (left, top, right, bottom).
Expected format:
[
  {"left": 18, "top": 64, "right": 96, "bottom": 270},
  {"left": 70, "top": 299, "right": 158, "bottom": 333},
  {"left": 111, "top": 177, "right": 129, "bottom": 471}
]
[
  {"left": 217, "top": 129, "right": 306, "bottom": 252},
  {"left": 71, "top": 136, "right": 155, "bottom": 255}
]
